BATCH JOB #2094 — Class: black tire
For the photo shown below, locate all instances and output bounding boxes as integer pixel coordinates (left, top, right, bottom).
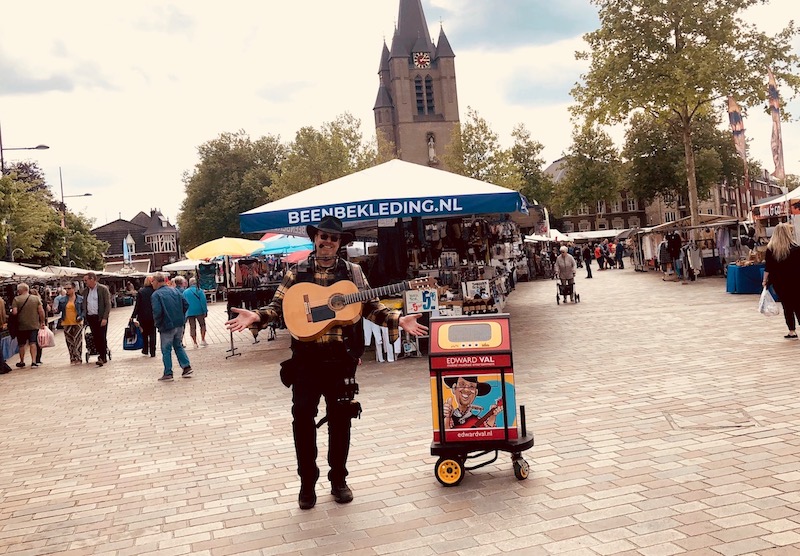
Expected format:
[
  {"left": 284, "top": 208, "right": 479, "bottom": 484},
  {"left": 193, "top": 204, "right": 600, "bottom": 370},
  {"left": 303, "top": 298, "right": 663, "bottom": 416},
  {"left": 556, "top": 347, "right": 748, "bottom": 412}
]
[{"left": 513, "top": 458, "right": 530, "bottom": 480}]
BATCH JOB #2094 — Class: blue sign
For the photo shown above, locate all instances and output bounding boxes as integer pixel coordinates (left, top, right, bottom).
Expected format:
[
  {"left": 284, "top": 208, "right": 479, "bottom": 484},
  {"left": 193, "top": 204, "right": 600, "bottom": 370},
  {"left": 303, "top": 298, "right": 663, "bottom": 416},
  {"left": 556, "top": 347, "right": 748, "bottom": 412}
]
[{"left": 240, "top": 192, "right": 528, "bottom": 234}]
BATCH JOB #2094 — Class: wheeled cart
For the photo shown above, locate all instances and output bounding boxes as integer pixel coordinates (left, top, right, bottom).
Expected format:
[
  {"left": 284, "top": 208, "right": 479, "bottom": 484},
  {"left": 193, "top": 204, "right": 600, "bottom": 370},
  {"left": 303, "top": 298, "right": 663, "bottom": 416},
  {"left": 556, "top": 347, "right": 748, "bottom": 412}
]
[
  {"left": 556, "top": 280, "right": 580, "bottom": 304},
  {"left": 428, "top": 314, "right": 534, "bottom": 486},
  {"left": 84, "top": 329, "right": 111, "bottom": 364}
]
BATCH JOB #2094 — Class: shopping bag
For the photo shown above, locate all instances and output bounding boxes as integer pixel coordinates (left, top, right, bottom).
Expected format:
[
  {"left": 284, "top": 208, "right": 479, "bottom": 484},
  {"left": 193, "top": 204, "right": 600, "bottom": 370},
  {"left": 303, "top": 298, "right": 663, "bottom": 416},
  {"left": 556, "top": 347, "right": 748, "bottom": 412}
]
[
  {"left": 38, "top": 327, "right": 56, "bottom": 348},
  {"left": 758, "top": 287, "right": 780, "bottom": 317},
  {"left": 122, "top": 321, "right": 144, "bottom": 351}
]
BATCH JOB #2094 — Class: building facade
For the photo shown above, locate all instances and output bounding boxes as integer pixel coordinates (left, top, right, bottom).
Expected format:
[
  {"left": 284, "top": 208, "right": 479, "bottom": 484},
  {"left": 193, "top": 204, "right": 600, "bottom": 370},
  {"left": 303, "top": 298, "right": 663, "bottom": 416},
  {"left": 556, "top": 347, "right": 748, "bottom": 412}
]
[
  {"left": 547, "top": 157, "right": 784, "bottom": 231},
  {"left": 374, "top": 0, "right": 460, "bottom": 169},
  {"left": 92, "top": 209, "right": 180, "bottom": 273}
]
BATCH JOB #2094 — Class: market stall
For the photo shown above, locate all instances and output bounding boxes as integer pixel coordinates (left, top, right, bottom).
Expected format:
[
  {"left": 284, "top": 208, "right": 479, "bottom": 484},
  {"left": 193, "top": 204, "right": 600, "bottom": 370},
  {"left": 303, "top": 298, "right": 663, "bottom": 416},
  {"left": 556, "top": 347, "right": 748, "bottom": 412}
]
[{"left": 238, "top": 159, "right": 534, "bottom": 356}]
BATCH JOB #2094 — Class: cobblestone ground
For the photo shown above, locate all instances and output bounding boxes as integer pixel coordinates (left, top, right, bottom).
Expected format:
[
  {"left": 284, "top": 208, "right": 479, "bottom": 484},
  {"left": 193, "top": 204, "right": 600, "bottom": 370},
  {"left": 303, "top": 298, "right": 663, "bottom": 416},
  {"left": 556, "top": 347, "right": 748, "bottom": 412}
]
[{"left": 1, "top": 267, "right": 799, "bottom": 555}]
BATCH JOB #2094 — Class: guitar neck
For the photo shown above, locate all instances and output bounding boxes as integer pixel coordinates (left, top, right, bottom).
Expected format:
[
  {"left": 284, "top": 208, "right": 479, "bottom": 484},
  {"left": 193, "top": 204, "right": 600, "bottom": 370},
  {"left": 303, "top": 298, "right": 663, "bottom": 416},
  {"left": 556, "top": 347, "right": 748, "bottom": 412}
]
[{"left": 343, "top": 281, "right": 411, "bottom": 305}]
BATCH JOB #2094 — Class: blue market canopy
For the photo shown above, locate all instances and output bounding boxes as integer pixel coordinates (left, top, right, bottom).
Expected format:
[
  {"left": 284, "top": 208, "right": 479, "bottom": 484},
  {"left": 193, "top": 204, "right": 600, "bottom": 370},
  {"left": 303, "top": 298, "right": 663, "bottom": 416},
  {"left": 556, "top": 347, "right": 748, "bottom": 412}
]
[{"left": 240, "top": 159, "right": 529, "bottom": 234}]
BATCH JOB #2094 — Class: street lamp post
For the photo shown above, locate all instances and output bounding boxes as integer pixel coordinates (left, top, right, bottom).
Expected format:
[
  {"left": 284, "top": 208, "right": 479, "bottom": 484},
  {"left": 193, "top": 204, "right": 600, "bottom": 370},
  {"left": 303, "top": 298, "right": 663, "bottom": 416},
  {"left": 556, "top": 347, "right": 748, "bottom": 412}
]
[
  {"left": 60, "top": 167, "right": 92, "bottom": 265},
  {"left": 0, "top": 122, "right": 50, "bottom": 174}
]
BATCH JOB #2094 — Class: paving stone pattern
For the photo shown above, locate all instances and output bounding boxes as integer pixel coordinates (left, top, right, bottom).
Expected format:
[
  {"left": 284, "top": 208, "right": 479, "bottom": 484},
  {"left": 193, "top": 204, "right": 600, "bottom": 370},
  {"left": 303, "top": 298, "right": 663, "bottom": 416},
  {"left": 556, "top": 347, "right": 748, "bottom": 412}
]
[{"left": 1, "top": 267, "right": 798, "bottom": 555}]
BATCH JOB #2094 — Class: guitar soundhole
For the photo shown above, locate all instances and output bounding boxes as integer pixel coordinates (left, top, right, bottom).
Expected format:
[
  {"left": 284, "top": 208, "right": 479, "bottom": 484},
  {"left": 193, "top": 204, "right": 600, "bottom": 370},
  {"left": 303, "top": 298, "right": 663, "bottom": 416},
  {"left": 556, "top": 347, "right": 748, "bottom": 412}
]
[{"left": 329, "top": 294, "right": 346, "bottom": 311}]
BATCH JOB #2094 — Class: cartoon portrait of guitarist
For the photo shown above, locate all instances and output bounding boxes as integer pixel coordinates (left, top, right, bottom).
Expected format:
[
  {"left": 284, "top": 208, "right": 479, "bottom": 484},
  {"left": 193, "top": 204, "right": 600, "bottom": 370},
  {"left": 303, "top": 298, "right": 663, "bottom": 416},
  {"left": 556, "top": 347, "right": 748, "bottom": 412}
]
[{"left": 442, "top": 376, "right": 502, "bottom": 429}]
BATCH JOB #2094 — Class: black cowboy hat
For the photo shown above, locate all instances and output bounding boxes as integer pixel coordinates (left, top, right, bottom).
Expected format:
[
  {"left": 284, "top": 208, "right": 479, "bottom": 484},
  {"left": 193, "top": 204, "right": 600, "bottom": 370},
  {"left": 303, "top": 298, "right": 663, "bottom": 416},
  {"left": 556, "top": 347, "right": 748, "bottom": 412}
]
[
  {"left": 306, "top": 215, "right": 354, "bottom": 245},
  {"left": 443, "top": 376, "right": 492, "bottom": 396}
]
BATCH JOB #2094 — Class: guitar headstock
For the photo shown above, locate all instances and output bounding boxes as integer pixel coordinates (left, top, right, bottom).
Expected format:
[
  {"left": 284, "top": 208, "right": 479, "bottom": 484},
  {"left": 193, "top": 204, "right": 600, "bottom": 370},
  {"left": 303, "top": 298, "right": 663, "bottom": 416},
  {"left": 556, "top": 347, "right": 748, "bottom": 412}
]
[{"left": 409, "top": 276, "right": 437, "bottom": 290}]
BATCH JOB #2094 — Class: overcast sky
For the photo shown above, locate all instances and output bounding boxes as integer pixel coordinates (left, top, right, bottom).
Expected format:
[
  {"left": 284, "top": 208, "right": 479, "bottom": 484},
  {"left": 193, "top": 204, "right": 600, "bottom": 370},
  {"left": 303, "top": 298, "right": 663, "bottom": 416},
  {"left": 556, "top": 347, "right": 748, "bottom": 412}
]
[{"left": 0, "top": 0, "right": 797, "bottom": 229}]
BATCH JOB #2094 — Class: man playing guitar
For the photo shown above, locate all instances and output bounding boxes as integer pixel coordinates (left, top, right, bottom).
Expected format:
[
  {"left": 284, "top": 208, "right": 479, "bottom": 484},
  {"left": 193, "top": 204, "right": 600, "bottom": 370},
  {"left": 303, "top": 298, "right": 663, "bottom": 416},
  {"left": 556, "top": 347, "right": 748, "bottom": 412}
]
[{"left": 226, "top": 216, "right": 427, "bottom": 510}]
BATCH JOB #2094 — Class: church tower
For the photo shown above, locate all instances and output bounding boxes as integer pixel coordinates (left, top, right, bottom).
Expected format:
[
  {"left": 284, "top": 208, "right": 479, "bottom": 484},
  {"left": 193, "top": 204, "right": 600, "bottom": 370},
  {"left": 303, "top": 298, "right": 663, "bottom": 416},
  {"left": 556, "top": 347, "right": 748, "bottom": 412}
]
[{"left": 373, "top": 0, "right": 460, "bottom": 169}]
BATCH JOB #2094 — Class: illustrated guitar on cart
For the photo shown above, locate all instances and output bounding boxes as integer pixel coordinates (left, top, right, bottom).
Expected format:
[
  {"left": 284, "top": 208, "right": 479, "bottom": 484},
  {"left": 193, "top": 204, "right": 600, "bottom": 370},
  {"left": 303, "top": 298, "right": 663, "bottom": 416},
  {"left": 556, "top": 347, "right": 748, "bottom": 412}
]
[
  {"left": 283, "top": 277, "right": 436, "bottom": 341},
  {"left": 453, "top": 398, "right": 503, "bottom": 429}
]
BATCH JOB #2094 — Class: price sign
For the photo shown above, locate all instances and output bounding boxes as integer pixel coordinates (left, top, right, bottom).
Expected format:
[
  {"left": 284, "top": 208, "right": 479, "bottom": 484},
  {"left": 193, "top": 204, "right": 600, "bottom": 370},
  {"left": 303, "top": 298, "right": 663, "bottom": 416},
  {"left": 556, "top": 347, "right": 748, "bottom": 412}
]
[{"left": 404, "top": 288, "right": 439, "bottom": 313}]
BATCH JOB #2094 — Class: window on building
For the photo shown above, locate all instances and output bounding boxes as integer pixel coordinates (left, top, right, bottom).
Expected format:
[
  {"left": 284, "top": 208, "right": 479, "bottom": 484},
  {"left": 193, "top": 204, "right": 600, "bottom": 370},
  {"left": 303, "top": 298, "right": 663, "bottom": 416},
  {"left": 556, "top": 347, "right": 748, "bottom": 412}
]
[
  {"left": 596, "top": 200, "right": 606, "bottom": 214},
  {"left": 597, "top": 221, "right": 608, "bottom": 230},
  {"left": 563, "top": 222, "right": 574, "bottom": 232},
  {"left": 611, "top": 200, "right": 621, "bottom": 212},
  {"left": 579, "top": 221, "right": 591, "bottom": 232},
  {"left": 414, "top": 75, "right": 435, "bottom": 115},
  {"left": 415, "top": 77, "right": 424, "bottom": 115},
  {"left": 707, "top": 209, "right": 713, "bottom": 214},
  {"left": 677, "top": 195, "right": 686, "bottom": 207},
  {"left": 578, "top": 204, "right": 589, "bottom": 215},
  {"left": 425, "top": 76, "right": 435, "bottom": 114},
  {"left": 627, "top": 198, "right": 637, "bottom": 211},
  {"left": 665, "top": 211, "right": 676, "bottom": 222}
]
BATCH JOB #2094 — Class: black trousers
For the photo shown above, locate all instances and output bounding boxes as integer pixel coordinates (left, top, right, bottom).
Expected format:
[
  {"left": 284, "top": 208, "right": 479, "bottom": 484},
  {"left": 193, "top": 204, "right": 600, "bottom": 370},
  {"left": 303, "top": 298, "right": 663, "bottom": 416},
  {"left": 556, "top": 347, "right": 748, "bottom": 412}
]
[
  {"left": 291, "top": 352, "right": 357, "bottom": 486},
  {"left": 85, "top": 315, "right": 108, "bottom": 360},
  {"left": 140, "top": 319, "right": 157, "bottom": 356},
  {"left": 779, "top": 292, "right": 800, "bottom": 331},
  {"left": 585, "top": 259, "right": 592, "bottom": 278}
]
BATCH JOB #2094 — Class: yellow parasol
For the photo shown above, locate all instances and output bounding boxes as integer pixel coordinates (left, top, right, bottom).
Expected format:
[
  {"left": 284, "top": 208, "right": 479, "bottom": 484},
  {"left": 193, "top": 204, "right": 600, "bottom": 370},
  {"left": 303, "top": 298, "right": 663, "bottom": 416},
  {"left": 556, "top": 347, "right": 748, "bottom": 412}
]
[{"left": 185, "top": 237, "right": 265, "bottom": 260}]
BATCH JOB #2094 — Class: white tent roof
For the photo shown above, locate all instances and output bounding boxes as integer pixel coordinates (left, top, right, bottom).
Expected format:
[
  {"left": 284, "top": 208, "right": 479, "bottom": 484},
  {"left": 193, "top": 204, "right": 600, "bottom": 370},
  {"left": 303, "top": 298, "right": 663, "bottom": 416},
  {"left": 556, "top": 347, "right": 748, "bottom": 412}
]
[
  {"left": 753, "top": 186, "right": 800, "bottom": 207},
  {"left": 0, "top": 262, "right": 57, "bottom": 280},
  {"left": 239, "top": 159, "right": 529, "bottom": 233},
  {"left": 162, "top": 259, "right": 206, "bottom": 272}
]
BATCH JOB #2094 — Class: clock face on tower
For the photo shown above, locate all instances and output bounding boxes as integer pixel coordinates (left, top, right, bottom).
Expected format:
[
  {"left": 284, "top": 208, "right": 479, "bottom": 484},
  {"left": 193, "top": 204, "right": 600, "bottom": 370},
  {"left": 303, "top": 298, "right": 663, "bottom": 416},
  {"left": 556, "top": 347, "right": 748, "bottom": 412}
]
[{"left": 413, "top": 52, "right": 431, "bottom": 69}]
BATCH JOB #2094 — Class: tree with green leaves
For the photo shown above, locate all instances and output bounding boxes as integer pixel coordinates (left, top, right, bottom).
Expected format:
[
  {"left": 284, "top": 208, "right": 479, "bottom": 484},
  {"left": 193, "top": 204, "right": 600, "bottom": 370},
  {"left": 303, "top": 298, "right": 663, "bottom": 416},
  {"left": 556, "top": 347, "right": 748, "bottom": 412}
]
[
  {"left": 0, "top": 162, "right": 56, "bottom": 262},
  {"left": 572, "top": 0, "right": 800, "bottom": 228},
  {"left": 443, "top": 107, "right": 523, "bottom": 190},
  {"left": 269, "top": 113, "right": 386, "bottom": 201},
  {"left": 178, "top": 131, "right": 285, "bottom": 249},
  {"left": 510, "top": 124, "right": 555, "bottom": 207},
  {"left": 557, "top": 125, "right": 622, "bottom": 214},
  {"left": 623, "top": 111, "right": 742, "bottom": 205}
]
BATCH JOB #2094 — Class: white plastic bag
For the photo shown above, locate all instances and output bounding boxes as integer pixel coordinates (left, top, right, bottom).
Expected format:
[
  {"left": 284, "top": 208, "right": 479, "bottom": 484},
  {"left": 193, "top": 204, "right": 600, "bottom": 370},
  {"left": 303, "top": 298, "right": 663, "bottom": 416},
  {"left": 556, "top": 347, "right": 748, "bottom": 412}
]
[
  {"left": 38, "top": 326, "right": 56, "bottom": 348},
  {"left": 758, "top": 287, "right": 780, "bottom": 317}
]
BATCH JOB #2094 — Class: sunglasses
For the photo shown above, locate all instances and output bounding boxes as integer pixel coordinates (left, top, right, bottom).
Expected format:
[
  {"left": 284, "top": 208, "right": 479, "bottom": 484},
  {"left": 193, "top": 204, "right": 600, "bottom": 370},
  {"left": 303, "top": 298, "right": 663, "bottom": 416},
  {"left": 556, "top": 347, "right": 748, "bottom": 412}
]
[{"left": 318, "top": 232, "right": 340, "bottom": 242}]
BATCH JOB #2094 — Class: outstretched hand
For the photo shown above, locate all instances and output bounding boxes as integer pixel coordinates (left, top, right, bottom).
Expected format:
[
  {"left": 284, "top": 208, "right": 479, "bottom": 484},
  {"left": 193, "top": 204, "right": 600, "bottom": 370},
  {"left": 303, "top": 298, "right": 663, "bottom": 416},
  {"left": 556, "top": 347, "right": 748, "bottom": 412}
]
[
  {"left": 225, "top": 307, "right": 261, "bottom": 332},
  {"left": 399, "top": 313, "right": 429, "bottom": 337}
]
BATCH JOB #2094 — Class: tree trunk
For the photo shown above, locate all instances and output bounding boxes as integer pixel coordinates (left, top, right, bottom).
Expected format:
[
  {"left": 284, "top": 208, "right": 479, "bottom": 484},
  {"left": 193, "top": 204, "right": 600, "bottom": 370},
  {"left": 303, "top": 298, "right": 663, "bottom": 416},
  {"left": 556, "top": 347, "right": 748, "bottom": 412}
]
[{"left": 681, "top": 116, "right": 700, "bottom": 230}]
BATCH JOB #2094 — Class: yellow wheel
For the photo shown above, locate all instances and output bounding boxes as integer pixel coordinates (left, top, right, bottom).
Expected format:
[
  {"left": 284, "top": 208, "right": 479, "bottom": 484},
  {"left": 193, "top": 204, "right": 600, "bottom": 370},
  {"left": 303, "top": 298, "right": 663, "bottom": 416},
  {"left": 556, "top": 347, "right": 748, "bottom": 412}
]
[{"left": 435, "top": 456, "right": 464, "bottom": 486}]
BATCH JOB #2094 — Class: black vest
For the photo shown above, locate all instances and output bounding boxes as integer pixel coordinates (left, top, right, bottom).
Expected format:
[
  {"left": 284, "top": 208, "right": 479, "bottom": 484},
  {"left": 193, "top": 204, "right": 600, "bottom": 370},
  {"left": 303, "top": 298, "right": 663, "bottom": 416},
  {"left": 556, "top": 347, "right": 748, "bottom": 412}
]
[{"left": 293, "top": 257, "right": 365, "bottom": 361}]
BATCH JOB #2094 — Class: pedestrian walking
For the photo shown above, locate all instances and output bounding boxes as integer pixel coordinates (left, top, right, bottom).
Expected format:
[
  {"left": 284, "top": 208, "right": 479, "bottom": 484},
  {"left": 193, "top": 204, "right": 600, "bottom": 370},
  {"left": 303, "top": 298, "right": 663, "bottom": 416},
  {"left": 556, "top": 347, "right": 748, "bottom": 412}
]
[
  {"left": 183, "top": 277, "right": 209, "bottom": 348},
  {"left": 151, "top": 272, "right": 192, "bottom": 382},
  {"left": 762, "top": 222, "right": 800, "bottom": 339},
  {"left": 132, "top": 276, "right": 157, "bottom": 357},
  {"left": 53, "top": 283, "right": 85, "bottom": 365},
  {"left": 582, "top": 244, "right": 593, "bottom": 278}
]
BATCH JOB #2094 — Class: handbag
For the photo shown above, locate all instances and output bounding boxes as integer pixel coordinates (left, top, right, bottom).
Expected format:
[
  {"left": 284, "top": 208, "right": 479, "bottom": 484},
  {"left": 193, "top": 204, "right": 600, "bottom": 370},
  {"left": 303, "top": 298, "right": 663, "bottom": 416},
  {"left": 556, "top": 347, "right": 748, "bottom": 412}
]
[
  {"left": 38, "top": 327, "right": 56, "bottom": 348},
  {"left": 123, "top": 320, "right": 144, "bottom": 351},
  {"left": 758, "top": 287, "right": 780, "bottom": 317}
]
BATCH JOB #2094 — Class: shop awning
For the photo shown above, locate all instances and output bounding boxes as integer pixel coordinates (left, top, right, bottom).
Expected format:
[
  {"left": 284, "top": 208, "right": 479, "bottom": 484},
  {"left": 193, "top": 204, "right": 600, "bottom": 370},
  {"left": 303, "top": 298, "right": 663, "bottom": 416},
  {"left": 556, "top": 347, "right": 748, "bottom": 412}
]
[
  {"left": 648, "top": 214, "right": 736, "bottom": 232},
  {"left": 752, "top": 186, "right": 800, "bottom": 219},
  {"left": 239, "top": 159, "right": 529, "bottom": 234}
]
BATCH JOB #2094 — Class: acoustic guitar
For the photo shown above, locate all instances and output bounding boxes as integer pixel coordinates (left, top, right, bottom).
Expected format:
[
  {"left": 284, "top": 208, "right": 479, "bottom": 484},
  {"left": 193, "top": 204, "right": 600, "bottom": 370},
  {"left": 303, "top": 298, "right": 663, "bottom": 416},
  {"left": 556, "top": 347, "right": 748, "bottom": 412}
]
[
  {"left": 283, "top": 277, "right": 436, "bottom": 341},
  {"left": 453, "top": 399, "right": 503, "bottom": 429}
]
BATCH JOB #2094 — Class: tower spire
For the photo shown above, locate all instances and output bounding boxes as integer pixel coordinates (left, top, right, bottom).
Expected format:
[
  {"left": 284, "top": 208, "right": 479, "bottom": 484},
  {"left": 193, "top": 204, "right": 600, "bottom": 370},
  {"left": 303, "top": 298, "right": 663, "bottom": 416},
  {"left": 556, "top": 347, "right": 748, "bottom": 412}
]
[{"left": 391, "top": 0, "right": 433, "bottom": 57}]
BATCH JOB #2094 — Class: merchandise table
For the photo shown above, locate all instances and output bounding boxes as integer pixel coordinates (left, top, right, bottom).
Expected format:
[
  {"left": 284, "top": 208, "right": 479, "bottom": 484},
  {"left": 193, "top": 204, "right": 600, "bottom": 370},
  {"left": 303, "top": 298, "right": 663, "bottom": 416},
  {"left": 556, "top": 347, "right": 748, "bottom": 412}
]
[
  {"left": 1, "top": 333, "right": 19, "bottom": 360},
  {"left": 726, "top": 263, "right": 764, "bottom": 294}
]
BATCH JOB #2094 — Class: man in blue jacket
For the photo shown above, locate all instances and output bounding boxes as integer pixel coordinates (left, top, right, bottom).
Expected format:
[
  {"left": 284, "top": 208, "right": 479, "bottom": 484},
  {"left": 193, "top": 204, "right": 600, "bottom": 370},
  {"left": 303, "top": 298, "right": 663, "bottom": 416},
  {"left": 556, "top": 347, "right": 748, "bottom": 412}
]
[{"left": 151, "top": 272, "right": 192, "bottom": 382}]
